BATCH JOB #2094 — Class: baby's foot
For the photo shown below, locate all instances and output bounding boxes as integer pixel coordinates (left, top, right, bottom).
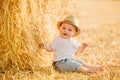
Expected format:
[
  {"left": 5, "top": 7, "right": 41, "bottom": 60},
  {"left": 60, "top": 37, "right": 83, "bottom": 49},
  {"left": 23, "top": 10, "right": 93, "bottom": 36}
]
[{"left": 89, "top": 68, "right": 98, "bottom": 73}]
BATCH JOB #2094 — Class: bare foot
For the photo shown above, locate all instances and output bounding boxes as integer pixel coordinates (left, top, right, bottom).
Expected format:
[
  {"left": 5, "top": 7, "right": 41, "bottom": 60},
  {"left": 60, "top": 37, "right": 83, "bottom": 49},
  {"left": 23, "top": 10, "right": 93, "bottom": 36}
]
[
  {"left": 95, "top": 66, "right": 104, "bottom": 72},
  {"left": 89, "top": 66, "right": 104, "bottom": 73},
  {"left": 89, "top": 68, "right": 99, "bottom": 73}
]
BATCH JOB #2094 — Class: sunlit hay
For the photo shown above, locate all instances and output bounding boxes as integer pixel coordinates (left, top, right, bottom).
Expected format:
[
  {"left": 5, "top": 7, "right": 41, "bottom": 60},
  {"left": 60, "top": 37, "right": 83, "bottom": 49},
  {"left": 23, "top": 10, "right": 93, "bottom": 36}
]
[{"left": 0, "top": 0, "right": 49, "bottom": 72}]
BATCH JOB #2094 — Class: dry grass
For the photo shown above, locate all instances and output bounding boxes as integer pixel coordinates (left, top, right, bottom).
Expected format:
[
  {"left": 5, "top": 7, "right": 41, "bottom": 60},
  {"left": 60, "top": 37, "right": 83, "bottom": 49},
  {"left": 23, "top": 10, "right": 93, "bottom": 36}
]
[{"left": 0, "top": 0, "right": 120, "bottom": 80}]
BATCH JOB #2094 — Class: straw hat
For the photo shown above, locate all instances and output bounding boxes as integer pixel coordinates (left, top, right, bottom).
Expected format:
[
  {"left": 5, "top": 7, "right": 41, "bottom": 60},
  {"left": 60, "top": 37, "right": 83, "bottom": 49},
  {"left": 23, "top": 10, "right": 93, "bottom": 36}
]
[{"left": 57, "top": 15, "right": 80, "bottom": 37}]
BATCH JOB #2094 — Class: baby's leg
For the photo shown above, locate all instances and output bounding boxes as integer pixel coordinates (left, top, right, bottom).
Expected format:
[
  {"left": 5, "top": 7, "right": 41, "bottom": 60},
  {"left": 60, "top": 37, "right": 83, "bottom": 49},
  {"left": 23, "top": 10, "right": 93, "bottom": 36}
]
[
  {"left": 77, "top": 65, "right": 98, "bottom": 73},
  {"left": 83, "top": 63, "right": 103, "bottom": 69},
  {"left": 83, "top": 63, "right": 104, "bottom": 71}
]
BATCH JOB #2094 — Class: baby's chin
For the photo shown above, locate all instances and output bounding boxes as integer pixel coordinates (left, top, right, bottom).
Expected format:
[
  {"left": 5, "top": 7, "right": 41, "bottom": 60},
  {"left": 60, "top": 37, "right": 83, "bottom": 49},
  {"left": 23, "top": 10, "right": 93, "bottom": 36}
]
[{"left": 60, "top": 34, "right": 71, "bottom": 39}]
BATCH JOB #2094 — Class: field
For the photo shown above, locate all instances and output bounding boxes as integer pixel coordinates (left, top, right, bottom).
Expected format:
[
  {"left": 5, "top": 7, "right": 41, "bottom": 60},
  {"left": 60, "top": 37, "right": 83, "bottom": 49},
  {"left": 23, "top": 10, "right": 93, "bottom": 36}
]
[{"left": 0, "top": 0, "right": 120, "bottom": 80}]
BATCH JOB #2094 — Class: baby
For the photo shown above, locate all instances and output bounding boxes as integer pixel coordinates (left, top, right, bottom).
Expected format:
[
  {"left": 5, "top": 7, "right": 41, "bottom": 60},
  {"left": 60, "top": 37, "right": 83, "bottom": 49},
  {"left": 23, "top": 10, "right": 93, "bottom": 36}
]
[{"left": 39, "top": 15, "right": 103, "bottom": 73}]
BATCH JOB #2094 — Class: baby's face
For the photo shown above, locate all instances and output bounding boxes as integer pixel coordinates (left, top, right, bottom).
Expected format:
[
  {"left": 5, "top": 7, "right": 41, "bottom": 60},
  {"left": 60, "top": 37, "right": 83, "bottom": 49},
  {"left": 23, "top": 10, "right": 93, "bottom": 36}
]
[{"left": 59, "top": 23, "right": 76, "bottom": 39}]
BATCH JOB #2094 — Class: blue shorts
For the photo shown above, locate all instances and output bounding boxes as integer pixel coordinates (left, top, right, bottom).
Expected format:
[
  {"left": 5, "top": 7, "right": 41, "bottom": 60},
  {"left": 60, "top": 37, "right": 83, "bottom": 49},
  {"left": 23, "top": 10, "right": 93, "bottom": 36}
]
[{"left": 53, "top": 58, "right": 83, "bottom": 72}]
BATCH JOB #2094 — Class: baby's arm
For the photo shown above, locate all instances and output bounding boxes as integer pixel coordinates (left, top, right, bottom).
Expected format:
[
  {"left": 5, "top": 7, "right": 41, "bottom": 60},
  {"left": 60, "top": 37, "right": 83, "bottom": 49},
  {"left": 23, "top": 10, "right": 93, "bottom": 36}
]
[
  {"left": 39, "top": 43, "right": 53, "bottom": 52},
  {"left": 35, "top": 35, "right": 54, "bottom": 52},
  {"left": 76, "top": 43, "right": 88, "bottom": 53}
]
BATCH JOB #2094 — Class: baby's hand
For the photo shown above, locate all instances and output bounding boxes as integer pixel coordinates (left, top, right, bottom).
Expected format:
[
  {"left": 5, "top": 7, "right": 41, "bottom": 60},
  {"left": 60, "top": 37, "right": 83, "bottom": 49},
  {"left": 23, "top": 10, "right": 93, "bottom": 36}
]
[
  {"left": 81, "top": 43, "right": 88, "bottom": 48},
  {"left": 76, "top": 43, "right": 88, "bottom": 54}
]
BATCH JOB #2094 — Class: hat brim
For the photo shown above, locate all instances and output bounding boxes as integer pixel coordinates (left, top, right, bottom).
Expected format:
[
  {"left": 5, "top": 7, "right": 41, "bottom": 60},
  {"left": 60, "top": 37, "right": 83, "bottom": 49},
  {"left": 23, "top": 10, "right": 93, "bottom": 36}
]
[{"left": 57, "top": 21, "right": 80, "bottom": 37}]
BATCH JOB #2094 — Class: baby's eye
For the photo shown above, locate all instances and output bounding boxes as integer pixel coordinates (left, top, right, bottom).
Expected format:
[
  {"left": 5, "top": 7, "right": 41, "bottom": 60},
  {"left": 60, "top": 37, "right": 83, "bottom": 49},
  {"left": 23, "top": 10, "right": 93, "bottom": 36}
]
[{"left": 63, "top": 27, "right": 66, "bottom": 30}]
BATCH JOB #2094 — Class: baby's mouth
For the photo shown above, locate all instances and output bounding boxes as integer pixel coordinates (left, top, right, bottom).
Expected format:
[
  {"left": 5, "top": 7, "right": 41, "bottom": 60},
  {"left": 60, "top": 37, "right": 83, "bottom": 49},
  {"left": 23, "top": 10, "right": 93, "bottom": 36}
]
[{"left": 63, "top": 33, "right": 67, "bottom": 35}]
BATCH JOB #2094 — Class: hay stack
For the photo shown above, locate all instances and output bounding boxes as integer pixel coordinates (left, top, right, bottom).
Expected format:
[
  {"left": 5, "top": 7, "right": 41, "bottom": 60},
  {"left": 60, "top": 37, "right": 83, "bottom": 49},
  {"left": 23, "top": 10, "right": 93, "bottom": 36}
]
[{"left": 0, "top": 0, "right": 76, "bottom": 72}]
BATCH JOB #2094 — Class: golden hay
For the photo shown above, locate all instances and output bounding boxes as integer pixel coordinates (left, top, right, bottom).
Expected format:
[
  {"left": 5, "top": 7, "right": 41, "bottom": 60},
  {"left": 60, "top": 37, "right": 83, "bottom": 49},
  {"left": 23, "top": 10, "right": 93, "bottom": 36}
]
[
  {"left": 0, "top": 0, "right": 120, "bottom": 80},
  {"left": 0, "top": 0, "right": 42, "bottom": 72}
]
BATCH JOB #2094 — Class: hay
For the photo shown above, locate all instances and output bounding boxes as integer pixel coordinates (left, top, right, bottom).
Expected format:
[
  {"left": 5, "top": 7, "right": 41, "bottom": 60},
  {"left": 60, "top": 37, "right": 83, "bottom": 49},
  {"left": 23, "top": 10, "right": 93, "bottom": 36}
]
[{"left": 0, "top": 0, "right": 40, "bottom": 72}]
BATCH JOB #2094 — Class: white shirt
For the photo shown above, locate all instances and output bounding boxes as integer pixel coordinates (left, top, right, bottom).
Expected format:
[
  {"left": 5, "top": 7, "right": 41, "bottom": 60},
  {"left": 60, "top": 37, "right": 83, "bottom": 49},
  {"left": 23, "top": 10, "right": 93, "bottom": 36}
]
[{"left": 51, "top": 36, "right": 80, "bottom": 61}]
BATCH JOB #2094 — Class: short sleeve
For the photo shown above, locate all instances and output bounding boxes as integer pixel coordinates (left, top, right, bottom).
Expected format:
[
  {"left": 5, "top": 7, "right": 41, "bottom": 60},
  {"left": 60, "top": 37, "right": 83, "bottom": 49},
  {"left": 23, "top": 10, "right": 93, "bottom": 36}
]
[
  {"left": 71, "top": 39, "right": 81, "bottom": 51},
  {"left": 51, "top": 37, "right": 57, "bottom": 51}
]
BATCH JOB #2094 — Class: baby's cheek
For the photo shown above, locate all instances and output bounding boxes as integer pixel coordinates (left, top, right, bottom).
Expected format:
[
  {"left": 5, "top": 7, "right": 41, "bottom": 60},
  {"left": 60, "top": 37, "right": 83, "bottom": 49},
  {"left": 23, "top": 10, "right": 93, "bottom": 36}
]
[{"left": 72, "top": 32, "right": 76, "bottom": 35}]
